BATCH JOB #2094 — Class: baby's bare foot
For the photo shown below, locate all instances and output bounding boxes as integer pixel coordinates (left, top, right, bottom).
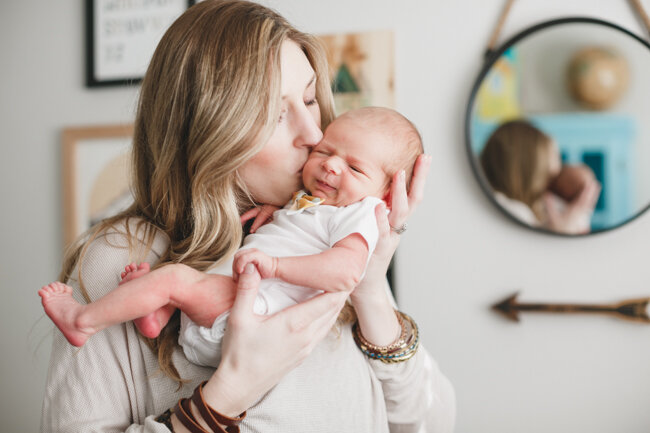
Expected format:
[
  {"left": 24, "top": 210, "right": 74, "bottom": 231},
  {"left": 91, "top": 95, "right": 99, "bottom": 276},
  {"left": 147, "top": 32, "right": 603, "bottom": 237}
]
[
  {"left": 120, "top": 262, "right": 151, "bottom": 285},
  {"left": 134, "top": 312, "right": 162, "bottom": 338},
  {"left": 39, "top": 282, "right": 93, "bottom": 347}
]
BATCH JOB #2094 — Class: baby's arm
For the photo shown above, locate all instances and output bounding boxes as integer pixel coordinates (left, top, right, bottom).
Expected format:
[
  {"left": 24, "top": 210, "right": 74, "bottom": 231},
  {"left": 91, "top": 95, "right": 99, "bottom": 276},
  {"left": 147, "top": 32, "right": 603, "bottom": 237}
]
[{"left": 233, "top": 233, "right": 369, "bottom": 293}]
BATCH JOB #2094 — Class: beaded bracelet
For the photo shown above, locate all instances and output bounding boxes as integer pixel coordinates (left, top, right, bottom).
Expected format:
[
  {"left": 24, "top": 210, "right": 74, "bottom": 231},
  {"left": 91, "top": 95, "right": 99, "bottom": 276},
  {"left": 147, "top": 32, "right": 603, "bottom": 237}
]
[{"left": 352, "top": 311, "right": 420, "bottom": 364}]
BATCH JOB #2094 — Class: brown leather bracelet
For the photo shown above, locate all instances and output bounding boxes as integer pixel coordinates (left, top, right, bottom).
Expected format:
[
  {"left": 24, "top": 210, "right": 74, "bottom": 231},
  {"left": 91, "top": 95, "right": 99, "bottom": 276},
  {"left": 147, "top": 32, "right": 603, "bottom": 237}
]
[
  {"left": 174, "top": 398, "right": 210, "bottom": 433},
  {"left": 193, "top": 381, "right": 247, "bottom": 430},
  {"left": 191, "top": 384, "right": 227, "bottom": 433}
]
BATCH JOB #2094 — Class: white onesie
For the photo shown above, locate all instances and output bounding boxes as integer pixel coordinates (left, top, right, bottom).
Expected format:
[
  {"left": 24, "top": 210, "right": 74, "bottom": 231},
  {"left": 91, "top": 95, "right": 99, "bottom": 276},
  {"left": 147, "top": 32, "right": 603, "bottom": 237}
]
[{"left": 178, "top": 194, "right": 382, "bottom": 367}]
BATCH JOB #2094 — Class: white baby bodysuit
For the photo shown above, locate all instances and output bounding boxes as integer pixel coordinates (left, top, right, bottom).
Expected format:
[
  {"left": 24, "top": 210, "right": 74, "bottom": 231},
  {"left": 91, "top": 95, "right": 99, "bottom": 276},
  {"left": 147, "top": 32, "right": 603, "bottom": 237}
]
[{"left": 178, "top": 194, "right": 382, "bottom": 367}]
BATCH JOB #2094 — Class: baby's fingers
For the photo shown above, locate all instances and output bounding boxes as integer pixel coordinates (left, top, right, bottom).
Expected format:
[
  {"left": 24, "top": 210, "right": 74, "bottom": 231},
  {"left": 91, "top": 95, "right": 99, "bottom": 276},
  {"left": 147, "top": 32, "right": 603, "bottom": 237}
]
[
  {"left": 240, "top": 208, "right": 261, "bottom": 225},
  {"left": 250, "top": 205, "right": 276, "bottom": 233},
  {"left": 233, "top": 251, "right": 259, "bottom": 276}
]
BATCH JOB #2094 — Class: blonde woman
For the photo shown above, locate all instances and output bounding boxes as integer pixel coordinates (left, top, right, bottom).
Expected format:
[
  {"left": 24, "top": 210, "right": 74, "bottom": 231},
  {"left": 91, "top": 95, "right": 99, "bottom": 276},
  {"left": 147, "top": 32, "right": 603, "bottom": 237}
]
[
  {"left": 480, "top": 120, "right": 600, "bottom": 234},
  {"left": 41, "top": 1, "right": 455, "bottom": 432}
]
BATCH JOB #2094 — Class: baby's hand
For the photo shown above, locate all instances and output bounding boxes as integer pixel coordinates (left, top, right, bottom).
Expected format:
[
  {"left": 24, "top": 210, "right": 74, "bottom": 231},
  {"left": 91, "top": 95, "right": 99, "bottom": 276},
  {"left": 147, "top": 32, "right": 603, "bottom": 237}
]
[
  {"left": 240, "top": 204, "right": 279, "bottom": 233},
  {"left": 233, "top": 249, "right": 278, "bottom": 281}
]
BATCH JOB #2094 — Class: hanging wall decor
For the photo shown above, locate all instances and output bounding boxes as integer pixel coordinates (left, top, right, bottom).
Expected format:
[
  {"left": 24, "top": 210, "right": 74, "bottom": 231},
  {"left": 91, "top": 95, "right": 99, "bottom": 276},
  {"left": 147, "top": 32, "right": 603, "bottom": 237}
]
[
  {"left": 62, "top": 125, "right": 134, "bottom": 245},
  {"left": 493, "top": 292, "right": 650, "bottom": 323},
  {"left": 465, "top": 1, "right": 650, "bottom": 236},
  {"left": 85, "top": 0, "right": 195, "bottom": 87},
  {"left": 317, "top": 30, "right": 395, "bottom": 115}
]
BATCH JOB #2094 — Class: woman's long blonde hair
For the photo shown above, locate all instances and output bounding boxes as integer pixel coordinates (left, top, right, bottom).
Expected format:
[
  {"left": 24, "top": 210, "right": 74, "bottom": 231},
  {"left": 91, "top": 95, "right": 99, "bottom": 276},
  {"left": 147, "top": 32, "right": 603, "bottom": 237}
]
[
  {"left": 479, "top": 120, "right": 556, "bottom": 221},
  {"left": 59, "top": 0, "right": 335, "bottom": 384}
]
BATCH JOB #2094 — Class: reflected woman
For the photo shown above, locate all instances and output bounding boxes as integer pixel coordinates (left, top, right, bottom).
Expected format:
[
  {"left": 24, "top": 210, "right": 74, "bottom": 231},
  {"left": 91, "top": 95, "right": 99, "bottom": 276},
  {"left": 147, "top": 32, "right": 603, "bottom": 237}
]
[{"left": 480, "top": 120, "right": 601, "bottom": 234}]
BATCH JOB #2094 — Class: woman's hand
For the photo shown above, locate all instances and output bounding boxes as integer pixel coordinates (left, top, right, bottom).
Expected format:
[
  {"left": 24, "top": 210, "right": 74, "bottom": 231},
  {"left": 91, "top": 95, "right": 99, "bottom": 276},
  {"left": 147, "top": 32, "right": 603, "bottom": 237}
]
[
  {"left": 351, "top": 154, "right": 431, "bottom": 305},
  {"left": 240, "top": 204, "right": 280, "bottom": 233},
  {"left": 350, "top": 154, "right": 431, "bottom": 346},
  {"left": 200, "top": 264, "right": 348, "bottom": 416}
]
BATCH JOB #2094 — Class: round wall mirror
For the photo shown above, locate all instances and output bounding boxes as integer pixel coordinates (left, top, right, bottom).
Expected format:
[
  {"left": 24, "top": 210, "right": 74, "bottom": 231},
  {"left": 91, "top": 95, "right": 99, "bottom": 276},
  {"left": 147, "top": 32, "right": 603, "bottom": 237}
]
[{"left": 465, "top": 18, "right": 650, "bottom": 235}]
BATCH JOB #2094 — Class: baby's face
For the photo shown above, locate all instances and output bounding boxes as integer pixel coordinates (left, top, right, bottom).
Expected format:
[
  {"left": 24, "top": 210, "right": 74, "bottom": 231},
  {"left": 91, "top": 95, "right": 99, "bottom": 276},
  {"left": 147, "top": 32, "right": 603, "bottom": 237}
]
[{"left": 302, "top": 116, "right": 392, "bottom": 207}]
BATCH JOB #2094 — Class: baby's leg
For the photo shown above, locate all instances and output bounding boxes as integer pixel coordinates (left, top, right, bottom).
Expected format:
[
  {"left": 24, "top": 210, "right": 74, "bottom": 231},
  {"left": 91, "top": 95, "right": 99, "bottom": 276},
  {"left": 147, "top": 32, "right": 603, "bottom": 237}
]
[
  {"left": 178, "top": 274, "right": 237, "bottom": 328},
  {"left": 134, "top": 271, "right": 237, "bottom": 340},
  {"left": 69, "top": 264, "right": 206, "bottom": 336},
  {"left": 81, "top": 263, "right": 236, "bottom": 335},
  {"left": 41, "top": 264, "right": 237, "bottom": 346},
  {"left": 134, "top": 304, "right": 177, "bottom": 338},
  {"left": 118, "top": 264, "right": 238, "bottom": 328},
  {"left": 39, "top": 282, "right": 94, "bottom": 346},
  {"left": 40, "top": 264, "right": 203, "bottom": 346},
  {"left": 118, "top": 263, "right": 171, "bottom": 338}
]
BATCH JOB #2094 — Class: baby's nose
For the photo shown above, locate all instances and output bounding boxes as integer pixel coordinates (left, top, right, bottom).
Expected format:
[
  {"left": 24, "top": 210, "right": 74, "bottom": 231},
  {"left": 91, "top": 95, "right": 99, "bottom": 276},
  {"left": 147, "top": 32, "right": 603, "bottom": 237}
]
[{"left": 324, "top": 158, "right": 342, "bottom": 175}]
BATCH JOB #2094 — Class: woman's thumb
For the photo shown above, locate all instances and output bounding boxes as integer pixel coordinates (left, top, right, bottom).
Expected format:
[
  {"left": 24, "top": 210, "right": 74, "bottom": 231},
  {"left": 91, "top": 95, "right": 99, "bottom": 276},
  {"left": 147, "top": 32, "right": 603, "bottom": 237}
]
[{"left": 230, "top": 263, "right": 261, "bottom": 318}]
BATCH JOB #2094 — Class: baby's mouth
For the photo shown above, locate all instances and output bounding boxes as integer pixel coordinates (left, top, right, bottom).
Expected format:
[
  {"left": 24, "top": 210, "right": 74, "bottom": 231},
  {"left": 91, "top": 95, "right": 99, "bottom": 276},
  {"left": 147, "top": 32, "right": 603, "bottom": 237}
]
[{"left": 316, "top": 179, "right": 336, "bottom": 193}]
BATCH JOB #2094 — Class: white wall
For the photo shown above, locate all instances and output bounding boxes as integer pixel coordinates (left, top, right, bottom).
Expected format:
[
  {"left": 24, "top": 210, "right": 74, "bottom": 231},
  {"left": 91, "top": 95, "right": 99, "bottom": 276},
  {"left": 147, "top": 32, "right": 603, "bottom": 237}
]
[{"left": 2, "top": 1, "right": 650, "bottom": 432}]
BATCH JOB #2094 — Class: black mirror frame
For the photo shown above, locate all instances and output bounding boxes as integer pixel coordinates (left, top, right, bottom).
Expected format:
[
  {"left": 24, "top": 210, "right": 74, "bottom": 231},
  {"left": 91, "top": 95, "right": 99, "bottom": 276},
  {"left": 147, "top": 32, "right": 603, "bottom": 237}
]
[{"left": 464, "top": 17, "right": 650, "bottom": 237}]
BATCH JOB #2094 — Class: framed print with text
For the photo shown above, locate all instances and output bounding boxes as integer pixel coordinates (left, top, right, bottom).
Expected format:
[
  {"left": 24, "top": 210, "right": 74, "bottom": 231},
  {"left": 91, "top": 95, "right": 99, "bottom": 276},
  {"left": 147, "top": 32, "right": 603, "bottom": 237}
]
[{"left": 85, "top": 0, "right": 195, "bottom": 87}]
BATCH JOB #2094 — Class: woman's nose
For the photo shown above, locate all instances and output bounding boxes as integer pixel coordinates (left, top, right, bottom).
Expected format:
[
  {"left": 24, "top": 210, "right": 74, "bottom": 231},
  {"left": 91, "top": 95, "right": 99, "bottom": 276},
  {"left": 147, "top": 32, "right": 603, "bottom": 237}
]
[{"left": 293, "top": 108, "right": 323, "bottom": 150}]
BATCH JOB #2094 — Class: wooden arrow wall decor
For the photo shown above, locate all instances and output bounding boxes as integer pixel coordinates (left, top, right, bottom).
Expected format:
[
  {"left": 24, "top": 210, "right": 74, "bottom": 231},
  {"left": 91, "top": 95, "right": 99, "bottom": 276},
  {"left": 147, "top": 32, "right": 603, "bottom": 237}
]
[{"left": 492, "top": 292, "right": 650, "bottom": 323}]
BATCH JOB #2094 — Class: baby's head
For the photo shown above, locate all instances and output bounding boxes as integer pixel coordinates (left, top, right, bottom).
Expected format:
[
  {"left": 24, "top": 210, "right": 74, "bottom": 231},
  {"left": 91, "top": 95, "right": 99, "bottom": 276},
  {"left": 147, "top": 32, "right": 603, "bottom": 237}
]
[{"left": 302, "top": 107, "right": 423, "bottom": 207}]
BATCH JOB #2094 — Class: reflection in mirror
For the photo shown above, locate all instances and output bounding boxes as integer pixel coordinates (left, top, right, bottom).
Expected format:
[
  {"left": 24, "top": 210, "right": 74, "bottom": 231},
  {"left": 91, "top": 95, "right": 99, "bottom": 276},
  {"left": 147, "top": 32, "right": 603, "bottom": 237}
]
[{"left": 466, "top": 18, "right": 650, "bottom": 235}]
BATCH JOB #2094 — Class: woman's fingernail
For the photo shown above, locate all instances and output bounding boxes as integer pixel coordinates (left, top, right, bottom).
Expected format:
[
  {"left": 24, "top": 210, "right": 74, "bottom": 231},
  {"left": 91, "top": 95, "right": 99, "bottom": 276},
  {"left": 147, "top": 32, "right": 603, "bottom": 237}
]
[
  {"left": 425, "top": 155, "right": 432, "bottom": 164},
  {"left": 399, "top": 170, "right": 406, "bottom": 180},
  {"left": 244, "top": 263, "right": 255, "bottom": 274}
]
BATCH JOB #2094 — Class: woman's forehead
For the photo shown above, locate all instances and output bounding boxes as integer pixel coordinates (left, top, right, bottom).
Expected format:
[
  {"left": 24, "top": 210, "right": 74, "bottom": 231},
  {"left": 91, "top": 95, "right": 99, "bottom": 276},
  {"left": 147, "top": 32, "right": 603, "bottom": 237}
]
[{"left": 280, "top": 40, "right": 315, "bottom": 95}]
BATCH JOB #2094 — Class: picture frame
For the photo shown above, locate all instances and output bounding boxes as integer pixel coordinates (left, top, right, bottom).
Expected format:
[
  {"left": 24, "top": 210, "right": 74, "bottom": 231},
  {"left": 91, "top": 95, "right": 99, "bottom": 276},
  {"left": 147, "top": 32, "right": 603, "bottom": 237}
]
[
  {"left": 317, "top": 30, "right": 395, "bottom": 114},
  {"left": 62, "top": 125, "right": 134, "bottom": 246},
  {"left": 85, "top": 0, "right": 195, "bottom": 87}
]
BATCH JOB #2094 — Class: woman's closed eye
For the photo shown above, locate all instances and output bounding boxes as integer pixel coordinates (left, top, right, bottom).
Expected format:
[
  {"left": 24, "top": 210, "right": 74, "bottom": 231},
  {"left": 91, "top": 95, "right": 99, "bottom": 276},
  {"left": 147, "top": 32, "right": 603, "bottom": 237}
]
[
  {"left": 278, "top": 98, "right": 316, "bottom": 124},
  {"left": 278, "top": 108, "right": 288, "bottom": 123}
]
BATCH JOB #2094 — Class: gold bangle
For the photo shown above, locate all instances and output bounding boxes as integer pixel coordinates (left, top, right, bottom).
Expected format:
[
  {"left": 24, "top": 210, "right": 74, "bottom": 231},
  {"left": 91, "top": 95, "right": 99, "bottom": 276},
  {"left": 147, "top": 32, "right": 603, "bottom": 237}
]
[
  {"left": 354, "top": 310, "right": 407, "bottom": 353},
  {"left": 353, "top": 311, "right": 420, "bottom": 363}
]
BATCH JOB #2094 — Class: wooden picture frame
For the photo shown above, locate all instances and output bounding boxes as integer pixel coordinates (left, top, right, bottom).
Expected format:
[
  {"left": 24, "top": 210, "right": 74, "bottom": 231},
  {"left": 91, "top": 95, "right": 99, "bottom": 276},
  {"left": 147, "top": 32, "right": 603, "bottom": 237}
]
[
  {"left": 62, "top": 125, "right": 134, "bottom": 246},
  {"left": 85, "top": 0, "right": 195, "bottom": 87}
]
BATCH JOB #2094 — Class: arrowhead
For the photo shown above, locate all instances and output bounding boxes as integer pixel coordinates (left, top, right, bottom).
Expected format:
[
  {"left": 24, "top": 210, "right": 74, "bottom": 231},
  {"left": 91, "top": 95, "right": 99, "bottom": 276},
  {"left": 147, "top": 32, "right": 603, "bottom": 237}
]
[
  {"left": 492, "top": 292, "right": 521, "bottom": 322},
  {"left": 615, "top": 298, "right": 650, "bottom": 323}
]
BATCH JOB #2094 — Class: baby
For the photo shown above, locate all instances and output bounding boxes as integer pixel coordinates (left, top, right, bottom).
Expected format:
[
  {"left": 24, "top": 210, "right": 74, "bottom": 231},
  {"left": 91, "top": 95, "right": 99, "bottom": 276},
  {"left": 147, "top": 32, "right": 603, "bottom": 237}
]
[{"left": 39, "top": 106, "right": 423, "bottom": 367}]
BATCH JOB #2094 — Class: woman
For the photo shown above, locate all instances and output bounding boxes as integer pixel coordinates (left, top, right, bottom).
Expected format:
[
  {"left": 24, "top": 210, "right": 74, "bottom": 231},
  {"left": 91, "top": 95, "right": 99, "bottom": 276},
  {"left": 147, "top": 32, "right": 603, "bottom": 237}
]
[{"left": 41, "top": 1, "right": 454, "bottom": 432}]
